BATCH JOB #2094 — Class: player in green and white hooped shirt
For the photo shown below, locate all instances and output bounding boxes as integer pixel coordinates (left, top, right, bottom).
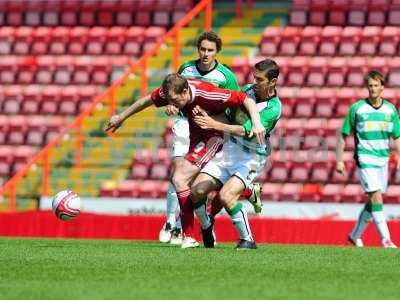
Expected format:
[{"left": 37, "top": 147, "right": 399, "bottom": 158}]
[
  {"left": 336, "top": 70, "right": 400, "bottom": 248},
  {"left": 190, "top": 59, "right": 281, "bottom": 249},
  {"left": 158, "top": 31, "right": 242, "bottom": 245}
]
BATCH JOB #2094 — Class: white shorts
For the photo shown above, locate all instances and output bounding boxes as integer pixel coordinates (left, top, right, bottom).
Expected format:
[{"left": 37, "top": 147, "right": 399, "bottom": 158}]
[
  {"left": 200, "top": 139, "right": 267, "bottom": 188},
  {"left": 358, "top": 165, "right": 388, "bottom": 193},
  {"left": 171, "top": 116, "right": 190, "bottom": 158}
]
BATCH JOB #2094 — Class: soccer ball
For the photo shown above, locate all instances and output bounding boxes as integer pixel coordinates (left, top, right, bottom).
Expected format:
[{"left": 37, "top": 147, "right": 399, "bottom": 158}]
[{"left": 52, "top": 190, "right": 81, "bottom": 221}]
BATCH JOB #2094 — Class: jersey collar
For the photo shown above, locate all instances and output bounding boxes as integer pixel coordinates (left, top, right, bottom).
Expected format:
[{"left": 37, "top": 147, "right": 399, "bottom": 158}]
[{"left": 195, "top": 59, "right": 219, "bottom": 76}]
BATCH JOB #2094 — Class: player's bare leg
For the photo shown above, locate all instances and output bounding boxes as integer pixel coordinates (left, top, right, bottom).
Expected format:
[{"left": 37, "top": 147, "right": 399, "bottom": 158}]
[
  {"left": 219, "top": 177, "right": 257, "bottom": 250},
  {"left": 191, "top": 173, "right": 221, "bottom": 247},
  {"left": 172, "top": 159, "right": 201, "bottom": 248},
  {"left": 368, "top": 191, "right": 396, "bottom": 248}
]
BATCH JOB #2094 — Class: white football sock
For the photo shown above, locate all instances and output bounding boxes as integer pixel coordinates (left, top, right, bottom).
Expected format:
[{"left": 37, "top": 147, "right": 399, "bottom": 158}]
[
  {"left": 372, "top": 210, "right": 391, "bottom": 241},
  {"left": 193, "top": 202, "right": 211, "bottom": 230},
  {"left": 229, "top": 203, "right": 253, "bottom": 241},
  {"left": 166, "top": 182, "right": 179, "bottom": 228},
  {"left": 350, "top": 207, "right": 371, "bottom": 239}
]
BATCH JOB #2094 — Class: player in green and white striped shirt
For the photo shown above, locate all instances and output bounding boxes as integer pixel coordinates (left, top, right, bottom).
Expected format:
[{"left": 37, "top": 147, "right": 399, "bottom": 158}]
[
  {"left": 336, "top": 70, "right": 400, "bottom": 248},
  {"left": 190, "top": 59, "right": 282, "bottom": 249}
]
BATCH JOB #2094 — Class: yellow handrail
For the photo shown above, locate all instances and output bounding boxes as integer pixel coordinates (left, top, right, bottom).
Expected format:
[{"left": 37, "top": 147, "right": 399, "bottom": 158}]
[{"left": 0, "top": 0, "right": 213, "bottom": 211}]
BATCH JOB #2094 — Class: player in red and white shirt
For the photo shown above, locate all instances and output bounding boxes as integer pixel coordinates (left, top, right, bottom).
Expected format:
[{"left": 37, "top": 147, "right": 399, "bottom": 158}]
[{"left": 105, "top": 73, "right": 265, "bottom": 248}]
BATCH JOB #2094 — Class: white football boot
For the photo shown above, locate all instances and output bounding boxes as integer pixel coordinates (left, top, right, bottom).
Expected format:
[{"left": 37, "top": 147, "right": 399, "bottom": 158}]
[
  {"left": 348, "top": 235, "right": 364, "bottom": 247},
  {"left": 159, "top": 222, "right": 173, "bottom": 243},
  {"left": 181, "top": 236, "right": 199, "bottom": 249}
]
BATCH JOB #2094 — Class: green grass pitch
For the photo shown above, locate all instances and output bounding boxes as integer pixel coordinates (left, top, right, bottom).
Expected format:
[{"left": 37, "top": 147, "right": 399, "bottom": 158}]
[{"left": 0, "top": 238, "right": 399, "bottom": 300}]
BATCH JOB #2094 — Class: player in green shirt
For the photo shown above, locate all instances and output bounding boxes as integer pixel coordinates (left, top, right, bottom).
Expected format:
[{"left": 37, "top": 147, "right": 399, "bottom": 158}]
[
  {"left": 190, "top": 59, "right": 282, "bottom": 249},
  {"left": 336, "top": 70, "right": 400, "bottom": 248}
]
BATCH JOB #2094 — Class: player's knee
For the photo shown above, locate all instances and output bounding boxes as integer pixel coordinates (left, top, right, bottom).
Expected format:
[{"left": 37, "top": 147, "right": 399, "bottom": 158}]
[
  {"left": 191, "top": 182, "right": 209, "bottom": 201},
  {"left": 171, "top": 173, "right": 185, "bottom": 191},
  {"left": 219, "top": 188, "right": 234, "bottom": 205}
]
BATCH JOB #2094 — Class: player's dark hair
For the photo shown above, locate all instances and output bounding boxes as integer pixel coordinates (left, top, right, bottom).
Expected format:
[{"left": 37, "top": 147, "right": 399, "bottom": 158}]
[
  {"left": 197, "top": 31, "right": 222, "bottom": 52},
  {"left": 255, "top": 59, "right": 279, "bottom": 81},
  {"left": 161, "top": 73, "right": 189, "bottom": 98},
  {"left": 365, "top": 70, "right": 385, "bottom": 86}
]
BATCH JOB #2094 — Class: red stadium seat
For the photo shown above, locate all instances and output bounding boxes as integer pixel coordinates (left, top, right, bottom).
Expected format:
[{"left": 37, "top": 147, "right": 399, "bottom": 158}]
[
  {"left": 348, "top": 0, "right": 368, "bottom": 26},
  {"left": 69, "top": 27, "right": 89, "bottom": 55},
  {"left": 54, "top": 55, "right": 73, "bottom": 84},
  {"left": 386, "top": 58, "right": 400, "bottom": 87},
  {"left": 21, "top": 85, "right": 42, "bottom": 114},
  {"left": 279, "top": 27, "right": 302, "bottom": 56},
  {"left": 86, "top": 27, "right": 106, "bottom": 55},
  {"left": 279, "top": 183, "right": 302, "bottom": 201},
  {"left": 60, "top": 0, "right": 80, "bottom": 26},
  {"left": 124, "top": 27, "right": 145, "bottom": 56},
  {"left": 328, "top": 0, "right": 349, "bottom": 25},
  {"left": 131, "top": 163, "right": 149, "bottom": 180},
  {"left": 309, "top": 0, "right": 328, "bottom": 25},
  {"left": 0, "top": 115, "right": 9, "bottom": 144},
  {"left": 98, "top": 0, "right": 118, "bottom": 26},
  {"left": 286, "top": 56, "right": 308, "bottom": 86},
  {"left": 72, "top": 56, "right": 92, "bottom": 85},
  {"left": 359, "top": 26, "right": 381, "bottom": 56},
  {"left": 299, "top": 183, "right": 321, "bottom": 202},
  {"left": 310, "top": 162, "right": 332, "bottom": 183},
  {"left": 92, "top": 56, "right": 111, "bottom": 85},
  {"left": 261, "top": 183, "right": 282, "bottom": 201},
  {"left": 31, "top": 27, "right": 51, "bottom": 55},
  {"left": 137, "top": 180, "right": 163, "bottom": 198},
  {"left": 36, "top": 55, "right": 55, "bottom": 84},
  {"left": 289, "top": 0, "right": 309, "bottom": 26},
  {"left": 341, "top": 184, "right": 364, "bottom": 203},
  {"left": 25, "top": 115, "right": 47, "bottom": 146},
  {"left": 339, "top": 27, "right": 362, "bottom": 56},
  {"left": 314, "top": 88, "right": 336, "bottom": 118},
  {"left": 293, "top": 87, "right": 315, "bottom": 117},
  {"left": 3, "top": 85, "right": 21, "bottom": 114},
  {"left": 298, "top": 26, "right": 321, "bottom": 56},
  {"left": 0, "top": 145, "right": 13, "bottom": 176},
  {"left": 0, "top": 55, "right": 17, "bottom": 84},
  {"left": 41, "top": 86, "right": 61, "bottom": 115},
  {"left": 105, "top": 27, "right": 126, "bottom": 55},
  {"left": 320, "top": 184, "right": 343, "bottom": 203},
  {"left": 379, "top": 27, "right": 399, "bottom": 56},
  {"left": 319, "top": 26, "right": 342, "bottom": 56},
  {"left": 49, "top": 27, "right": 70, "bottom": 55},
  {"left": 115, "top": 0, "right": 136, "bottom": 26},
  {"left": 335, "top": 88, "right": 357, "bottom": 117},
  {"left": 368, "top": 0, "right": 390, "bottom": 26},
  {"left": 7, "top": 116, "right": 27, "bottom": 145},
  {"left": 260, "top": 27, "right": 283, "bottom": 56},
  {"left": 59, "top": 86, "right": 79, "bottom": 115},
  {"left": 79, "top": 0, "right": 98, "bottom": 26},
  {"left": 388, "top": 0, "right": 400, "bottom": 25},
  {"left": 7, "top": 1, "right": 24, "bottom": 26},
  {"left": 0, "top": 27, "right": 14, "bottom": 55},
  {"left": 307, "top": 57, "right": 328, "bottom": 86},
  {"left": 117, "top": 180, "right": 139, "bottom": 198},
  {"left": 42, "top": 1, "right": 60, "bottom": 26},
  {"left": 385, "top": 185, "right": 400, "bottom": 204},
  {"left": 326, "top": 57, "right": 347, "bottom": 87},
  {"left": 13, "top": 27, "right": 33, "bottom": 55},
  {"left": 269, "top": 161, "right": 291, "bottom": 183},
  {"left": 149, "top": 163, "right": 169, "bottom": 180},
  {"left": 290, "top": 162, "right": 310, "bottom": 183},
  {"left": 347, "top": 57, "right": 367, "bottom": 87}
]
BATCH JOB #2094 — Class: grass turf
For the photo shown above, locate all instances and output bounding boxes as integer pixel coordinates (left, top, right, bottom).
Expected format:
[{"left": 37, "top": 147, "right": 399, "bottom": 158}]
[{"left": 0, "top": 238, "right": 399, "bottom": 300}]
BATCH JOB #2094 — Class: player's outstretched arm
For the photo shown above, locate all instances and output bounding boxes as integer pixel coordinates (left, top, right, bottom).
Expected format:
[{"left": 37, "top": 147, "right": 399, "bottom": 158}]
[
  {"left": 104, "top": 94, "right": 153, "bottom": 133},
  {"left": 193, "top": 106, "right": 246, "bottom": 137},
  {"left": 242, "top": 97, "right": 265, "bottom": 145},
  {"left": 335, "top": 134, "right": 347, "bottom": 175}
]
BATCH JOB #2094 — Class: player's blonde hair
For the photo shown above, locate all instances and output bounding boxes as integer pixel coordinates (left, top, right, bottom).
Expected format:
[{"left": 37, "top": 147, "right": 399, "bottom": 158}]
[
  {"left": 161, "top": 73, "right": 189, "bottom": 98},
  {"left": 365, "top": 70, "right": 385, "bottom": 86}
]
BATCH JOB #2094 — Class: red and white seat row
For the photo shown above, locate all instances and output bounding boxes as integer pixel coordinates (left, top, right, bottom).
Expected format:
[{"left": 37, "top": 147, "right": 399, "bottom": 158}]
[
  {"left": 0, "top": 0, "right": 193, "bottom": 26},
  {"left": 262, "top": 182, "right": 400, "bottom": 203},
  {"left": 0, "top": 85, "right": 100, "bottom": 115},
  {"left": 0, "top": 115, "right": 66, "bottom": 147},
  {"left": 232, "top": 56, "right": 400, "bottom": 87},
  {"left": 0, "top": 26, "right": 165, "bottom": 56},
  {"left": 0, "top": 55, "right": 131, "bottom": 85},
  {"left": 261, "top": 26, "right": 400, "bottom": 57},
  {"left": 290, "top": 0, "right": 400, "bottom": 26},
  {"left": 0, "top": 145, "right": 38, "bottom": 177}
]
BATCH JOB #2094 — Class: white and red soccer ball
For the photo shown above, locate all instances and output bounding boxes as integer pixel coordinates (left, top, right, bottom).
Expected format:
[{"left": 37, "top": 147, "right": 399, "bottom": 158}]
[{"left": 52, "top": 190, "right": 81, "bottom": 221}]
